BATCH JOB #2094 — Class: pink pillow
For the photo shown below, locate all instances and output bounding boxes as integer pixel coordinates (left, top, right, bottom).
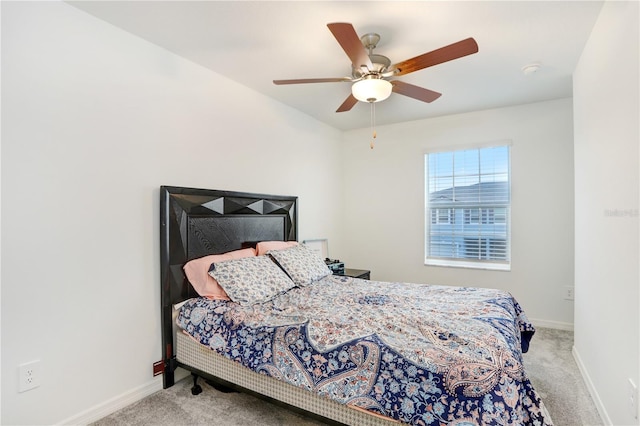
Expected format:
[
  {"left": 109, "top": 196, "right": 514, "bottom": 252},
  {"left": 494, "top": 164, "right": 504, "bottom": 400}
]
[
  {"left": 183, "top": 248, "right": 256, "bottom": 299},
  {"left": 256, "top": 240, "right": 298, "bottom": 256}
]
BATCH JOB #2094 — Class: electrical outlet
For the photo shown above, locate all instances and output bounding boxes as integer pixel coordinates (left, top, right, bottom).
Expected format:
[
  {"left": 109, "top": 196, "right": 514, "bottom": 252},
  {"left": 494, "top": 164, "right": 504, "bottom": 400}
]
[
  {"left": 629, "top": 378, "right": 638, "bottom": 420},
  {"left": 18, "top": 360, "right": 41, "bottom": 393},
  {"left": 563, "top": 286, "right": 575, "bottom": 300}
]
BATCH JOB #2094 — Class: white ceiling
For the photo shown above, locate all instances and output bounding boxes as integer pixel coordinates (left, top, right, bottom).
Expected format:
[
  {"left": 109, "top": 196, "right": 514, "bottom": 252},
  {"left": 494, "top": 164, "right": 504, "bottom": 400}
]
[{"left": 67, "top": 1, "right": 604, "bottom": 131}]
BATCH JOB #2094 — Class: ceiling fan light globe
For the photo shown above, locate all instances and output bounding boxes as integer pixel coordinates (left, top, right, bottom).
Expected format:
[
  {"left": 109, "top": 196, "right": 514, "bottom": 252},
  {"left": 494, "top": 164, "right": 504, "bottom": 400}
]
[{"left": 351, "top": 79, "right": 392, "bottom": 103}]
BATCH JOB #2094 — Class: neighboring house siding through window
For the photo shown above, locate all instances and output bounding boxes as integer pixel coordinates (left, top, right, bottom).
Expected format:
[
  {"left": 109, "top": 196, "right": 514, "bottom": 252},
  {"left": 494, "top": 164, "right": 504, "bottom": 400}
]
[{"left": 425, "top": 144, "right": 511, "bottom": 270}]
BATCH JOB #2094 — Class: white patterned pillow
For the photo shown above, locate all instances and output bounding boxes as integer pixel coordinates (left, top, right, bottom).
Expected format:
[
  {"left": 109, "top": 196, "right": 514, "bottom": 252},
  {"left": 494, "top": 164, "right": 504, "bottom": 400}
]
[
  {"left": 268, "top": 244, "right": 332, "bottom": 287},
  {"left": 208, "top": 255, "right": 295, "bottom": 306}
]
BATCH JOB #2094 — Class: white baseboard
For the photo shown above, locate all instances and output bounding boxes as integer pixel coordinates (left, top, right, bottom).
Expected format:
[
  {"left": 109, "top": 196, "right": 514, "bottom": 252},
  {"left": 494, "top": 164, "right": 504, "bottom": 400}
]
[
  {"left": 572, "top": 346, "right": 611, "bottom": 425},
  {"left": 529, "top": 317, "right": 574, "bottom": 331},
  {"left": 57, "top": 377, "right": 163, "bottom": 425}
]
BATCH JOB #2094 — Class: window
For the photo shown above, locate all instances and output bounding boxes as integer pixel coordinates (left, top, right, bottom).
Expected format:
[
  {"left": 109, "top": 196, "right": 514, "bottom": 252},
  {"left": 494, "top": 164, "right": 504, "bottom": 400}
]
[
  {"left": 463, "top": 208, "right": 507, "bottom": 225},
  {"left": 425, "top": 145, "right": 511, "bottom": 270},
  {"left": 431, "top": 208, "right": 455, "bottom": 224}
]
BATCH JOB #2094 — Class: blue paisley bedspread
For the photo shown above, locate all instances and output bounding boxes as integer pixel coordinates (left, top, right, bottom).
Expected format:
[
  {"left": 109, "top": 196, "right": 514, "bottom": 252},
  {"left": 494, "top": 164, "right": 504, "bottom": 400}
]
[{"left": 177, "top": 275, "right": 552, "bottom": 425}]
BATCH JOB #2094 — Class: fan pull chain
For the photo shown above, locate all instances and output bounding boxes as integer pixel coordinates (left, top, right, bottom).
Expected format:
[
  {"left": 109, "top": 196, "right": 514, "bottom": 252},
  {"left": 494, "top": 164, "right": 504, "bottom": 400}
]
[{"left": 370, "top": 101, "right": 377, "bottom": 149}]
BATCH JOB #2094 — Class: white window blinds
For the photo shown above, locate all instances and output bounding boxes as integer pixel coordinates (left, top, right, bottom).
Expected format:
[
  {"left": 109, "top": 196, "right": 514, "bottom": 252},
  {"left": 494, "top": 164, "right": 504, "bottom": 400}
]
[{"left": 425, "top": 145, "right": 511, "bottom": 269}]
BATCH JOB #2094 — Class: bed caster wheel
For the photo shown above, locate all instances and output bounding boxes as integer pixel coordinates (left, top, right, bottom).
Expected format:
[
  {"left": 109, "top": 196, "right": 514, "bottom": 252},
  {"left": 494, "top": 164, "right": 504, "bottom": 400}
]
[
  {"left": 191, "top": 384, "right": 202, "bottom": 395},
  {"left": 191, "top": 373, "right": 203, "bottom": 395}
]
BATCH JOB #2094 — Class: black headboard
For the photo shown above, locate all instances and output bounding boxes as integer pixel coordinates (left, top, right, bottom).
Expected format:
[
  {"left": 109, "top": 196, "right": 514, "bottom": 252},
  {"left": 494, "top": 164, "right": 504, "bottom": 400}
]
[{"left": 159, "top": 185, "right": 298, "bottom": 387}]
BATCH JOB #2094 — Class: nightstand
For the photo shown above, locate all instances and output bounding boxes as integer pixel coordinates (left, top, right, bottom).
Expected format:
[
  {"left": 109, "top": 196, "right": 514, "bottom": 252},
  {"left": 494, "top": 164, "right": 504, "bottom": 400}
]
[{"left": 342, "top": 268, "right": 370, "bottom": 280}]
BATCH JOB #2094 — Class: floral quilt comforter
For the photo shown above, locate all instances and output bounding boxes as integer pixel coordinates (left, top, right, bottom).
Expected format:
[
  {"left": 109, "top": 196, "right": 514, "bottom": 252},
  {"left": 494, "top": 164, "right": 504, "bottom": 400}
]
[{"left": 177, "top": 275, "right": 552, "bottom": 425}]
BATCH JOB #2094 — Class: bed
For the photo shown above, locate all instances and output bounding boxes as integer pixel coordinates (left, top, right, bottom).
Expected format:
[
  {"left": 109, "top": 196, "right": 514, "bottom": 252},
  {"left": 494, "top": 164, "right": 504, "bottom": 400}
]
[{"left": 160, "top": 185, "right": 552, "bottom": 425}]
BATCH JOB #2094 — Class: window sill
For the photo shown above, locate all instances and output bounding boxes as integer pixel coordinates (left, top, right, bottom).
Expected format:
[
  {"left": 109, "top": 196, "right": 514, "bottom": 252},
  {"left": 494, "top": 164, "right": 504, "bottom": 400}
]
[{"left": 425, "top": 258, "right": 511, "bottom": 271}]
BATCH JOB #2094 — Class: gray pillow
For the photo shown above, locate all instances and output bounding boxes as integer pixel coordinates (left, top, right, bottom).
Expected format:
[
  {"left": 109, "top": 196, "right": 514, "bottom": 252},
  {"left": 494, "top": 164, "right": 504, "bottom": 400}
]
[
  {"left": 208, "top": 255, "right": 295, "bottom": 306},
  {"left": 268, "top": 244, "right": 332, "bottom": 287}
]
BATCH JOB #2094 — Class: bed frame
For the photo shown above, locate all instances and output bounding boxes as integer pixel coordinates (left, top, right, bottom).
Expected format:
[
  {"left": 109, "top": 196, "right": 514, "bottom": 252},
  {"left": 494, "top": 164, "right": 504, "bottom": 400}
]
[{"left": 160, "top": 186, "right": 394, "bottom": 425}]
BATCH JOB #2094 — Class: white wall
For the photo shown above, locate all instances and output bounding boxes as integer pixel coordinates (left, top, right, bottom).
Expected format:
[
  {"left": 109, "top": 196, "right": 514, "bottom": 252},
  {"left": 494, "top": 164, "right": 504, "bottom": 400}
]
[
  {"left": 341, "top": 98, "right": 575, "bottom": 328},
  {"left": 573, "top": 1, "right": 639, "bottom": 424},
  {"left": 1, "top": 2, "right": 344, "bottom": 424}
]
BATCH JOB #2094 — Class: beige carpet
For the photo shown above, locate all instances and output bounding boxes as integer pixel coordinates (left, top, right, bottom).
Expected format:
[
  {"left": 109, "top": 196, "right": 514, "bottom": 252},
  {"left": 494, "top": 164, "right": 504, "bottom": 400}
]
[
  {"left": 523, "top": 328, "right": 602, "bottom": 425},
  {"left": 92, "top": 328, "right": 602, "bottom": 426}
]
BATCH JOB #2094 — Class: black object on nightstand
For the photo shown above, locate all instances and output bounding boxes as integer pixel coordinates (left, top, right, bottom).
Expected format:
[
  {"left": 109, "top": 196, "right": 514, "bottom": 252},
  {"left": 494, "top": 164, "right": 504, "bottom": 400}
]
[
  {"left": 324, "top": 258, "right": 345, "bottom": 275},
  {"left": 325, "top": 258, "right": 370, "bottom": 280},
  {"left": 342, "top": 268, "right": 370, "bottom": 280}
]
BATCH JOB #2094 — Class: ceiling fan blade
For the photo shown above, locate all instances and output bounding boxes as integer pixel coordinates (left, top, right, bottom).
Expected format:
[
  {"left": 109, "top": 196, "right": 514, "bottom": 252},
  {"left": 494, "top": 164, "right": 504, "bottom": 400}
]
[
  {"left": 336, "top": 94, "right": 358, "bottom": 112},
  {"left": 391, "top": 81, "right": 442, "bottom": 103},
  {"left": 391, "top": 38, "right": 478, "bottom": 76},
  {"left": 327, "top": 23, "right": 373, "bottom": 71},
  {"left": 273, "top": 77, "right": 352, "bottom": 85}
]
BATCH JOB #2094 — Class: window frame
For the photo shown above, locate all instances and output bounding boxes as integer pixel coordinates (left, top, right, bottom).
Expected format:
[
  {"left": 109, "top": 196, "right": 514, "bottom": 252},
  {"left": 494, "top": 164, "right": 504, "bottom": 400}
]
[{"left": 424, "top": 142, "right": 512, "bottom": 271}]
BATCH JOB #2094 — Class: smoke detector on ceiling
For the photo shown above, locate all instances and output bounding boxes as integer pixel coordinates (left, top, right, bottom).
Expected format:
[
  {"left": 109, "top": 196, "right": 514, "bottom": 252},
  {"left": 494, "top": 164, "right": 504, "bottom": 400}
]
[{"left": 522, "top": 63, "right": 541, "bottom": 76}]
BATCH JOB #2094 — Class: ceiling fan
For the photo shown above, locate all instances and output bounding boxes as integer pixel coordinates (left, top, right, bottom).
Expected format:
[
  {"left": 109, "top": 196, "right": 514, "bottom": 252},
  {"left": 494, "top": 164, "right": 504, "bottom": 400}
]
[{"left": 273, "top": 23, "right": 479, "bottom": 113}]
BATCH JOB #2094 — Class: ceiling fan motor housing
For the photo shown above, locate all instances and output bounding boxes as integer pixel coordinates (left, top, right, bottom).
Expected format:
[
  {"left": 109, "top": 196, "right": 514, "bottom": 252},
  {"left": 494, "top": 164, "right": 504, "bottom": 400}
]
[
  {"left": 353, "top": 54, "right": 391, "bottom": 77},
  {"left": 352, "top": 33, "right": 391, "bottom": 78}
]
